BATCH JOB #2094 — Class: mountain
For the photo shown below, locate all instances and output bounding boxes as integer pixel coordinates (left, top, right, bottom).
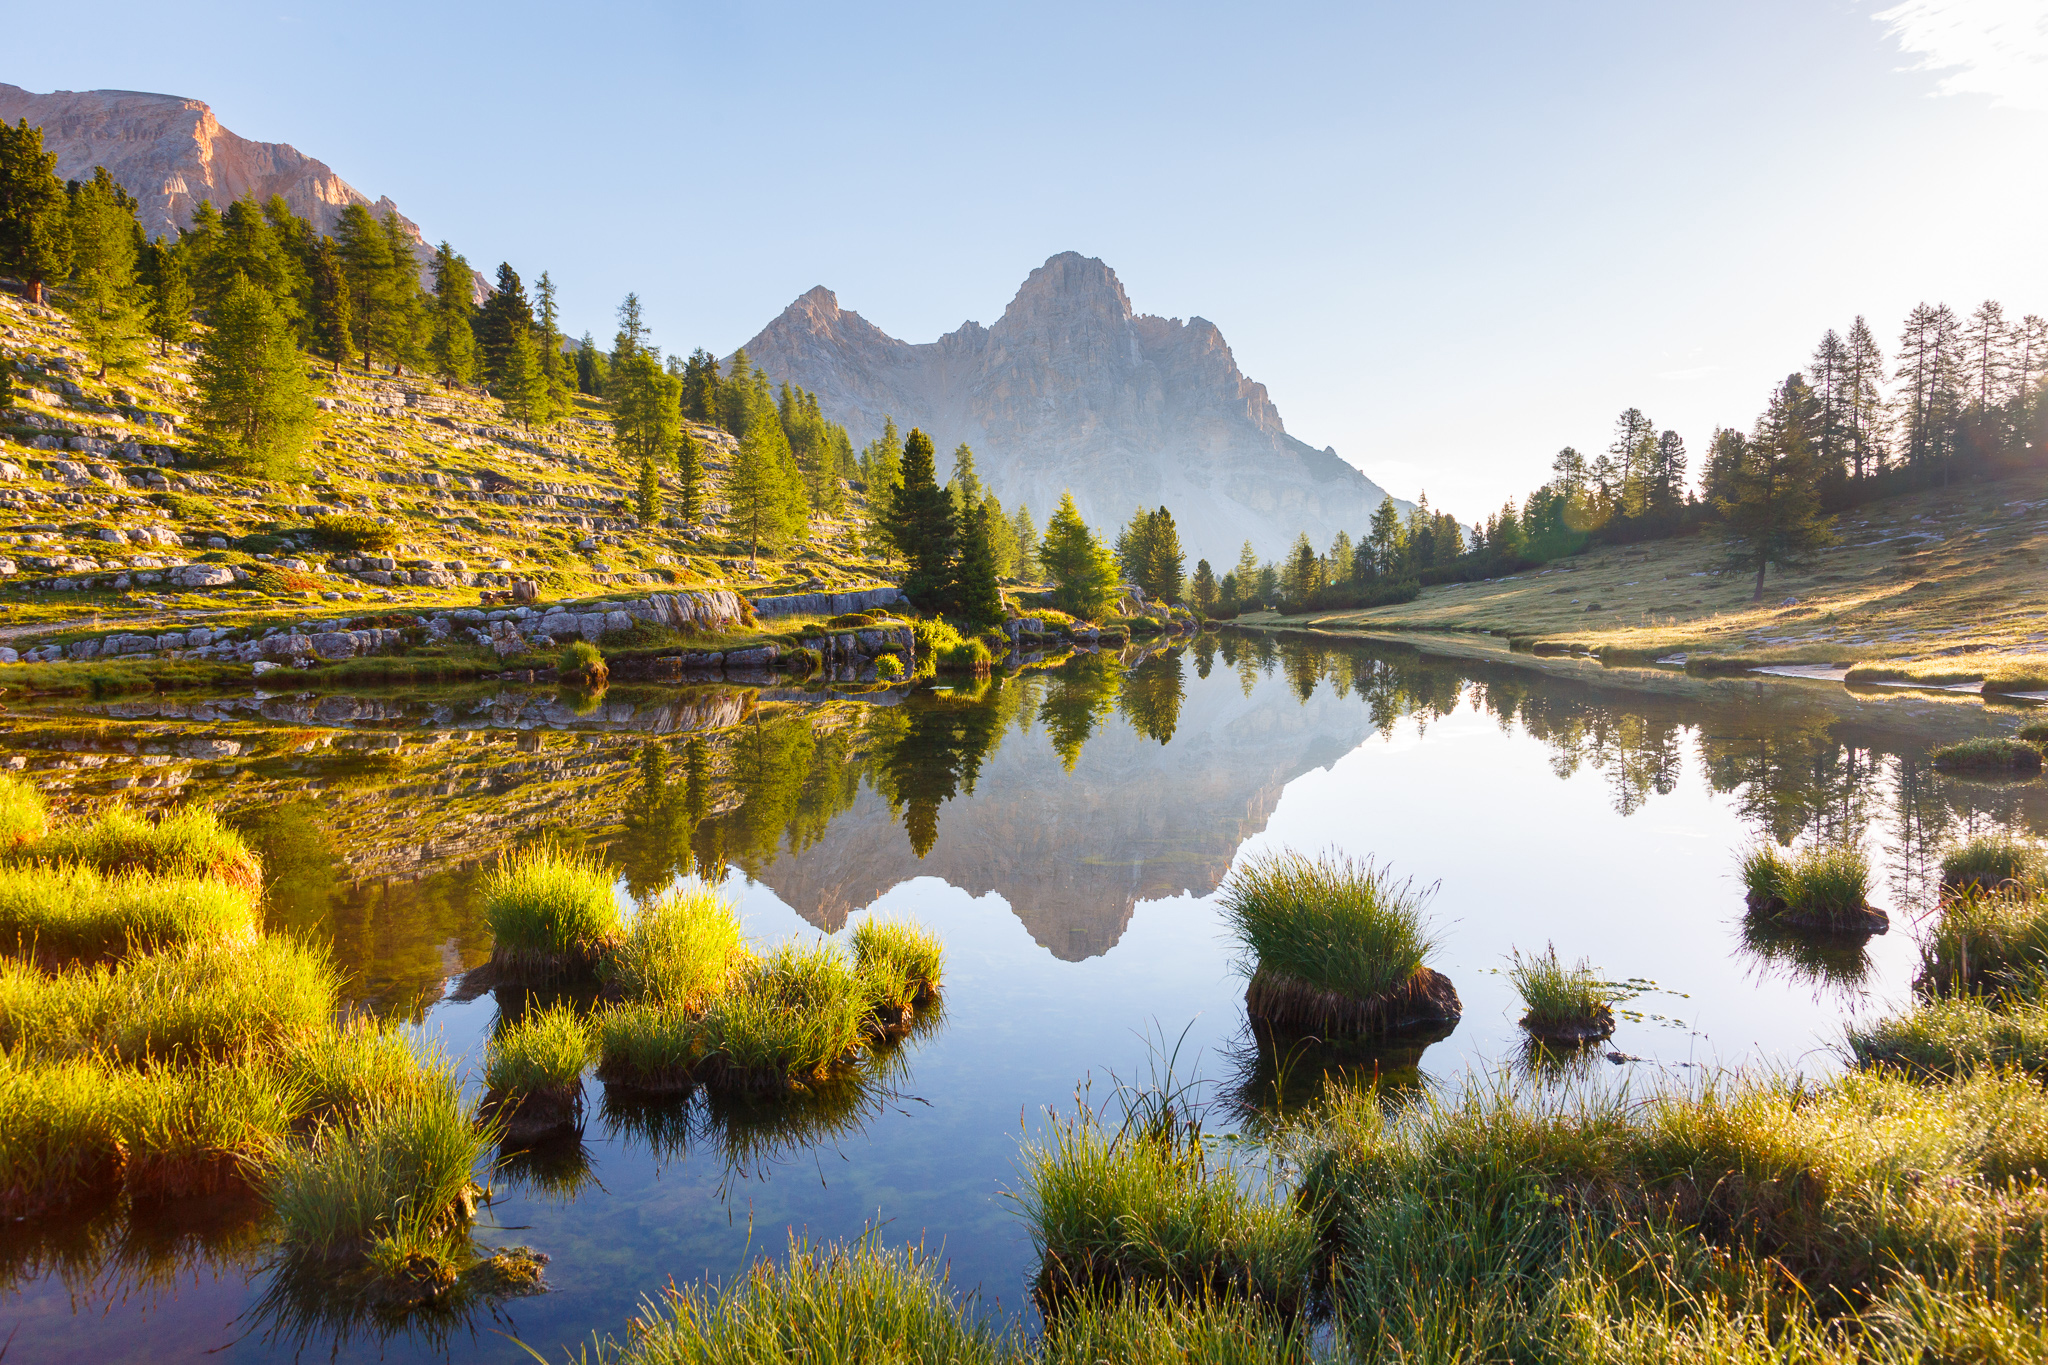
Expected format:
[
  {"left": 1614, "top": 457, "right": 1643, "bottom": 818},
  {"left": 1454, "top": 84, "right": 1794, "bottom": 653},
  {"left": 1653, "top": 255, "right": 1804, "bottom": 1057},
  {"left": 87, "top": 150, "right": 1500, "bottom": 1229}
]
[
  {"left": 733, "top": 252, "right": 1403, "bottom": 564},
  {"left": 0, "top": 84, "right": 468, "bottom": 294}
]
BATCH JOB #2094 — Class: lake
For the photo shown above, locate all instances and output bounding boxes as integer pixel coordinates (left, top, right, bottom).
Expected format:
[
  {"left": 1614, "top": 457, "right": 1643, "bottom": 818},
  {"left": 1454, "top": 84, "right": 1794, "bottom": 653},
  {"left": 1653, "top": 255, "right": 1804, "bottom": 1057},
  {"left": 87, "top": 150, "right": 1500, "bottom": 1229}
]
[{"left": 1, "top": 633, "right": 2040, "bottom": 1362}]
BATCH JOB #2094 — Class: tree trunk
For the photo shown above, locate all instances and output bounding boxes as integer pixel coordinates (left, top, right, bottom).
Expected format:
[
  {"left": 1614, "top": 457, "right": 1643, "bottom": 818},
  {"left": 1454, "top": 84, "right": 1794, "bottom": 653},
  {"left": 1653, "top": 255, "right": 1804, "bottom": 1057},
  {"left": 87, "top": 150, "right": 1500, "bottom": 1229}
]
[
  {"left": 1752, "top": 559, "right": 1767, "bottom": 602},
  {"left": 26, "top": 280, "right": 42, "bottom": 306}
]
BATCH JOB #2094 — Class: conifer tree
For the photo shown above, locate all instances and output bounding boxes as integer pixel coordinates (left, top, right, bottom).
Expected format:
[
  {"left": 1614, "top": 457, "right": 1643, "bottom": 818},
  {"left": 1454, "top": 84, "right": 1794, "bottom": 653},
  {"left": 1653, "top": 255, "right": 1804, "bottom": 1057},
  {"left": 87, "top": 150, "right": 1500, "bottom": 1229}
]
[
  {"left": 1716, "top": 374, "right": 1834, "bottom": 601},
  {"left": 1896, "top": 302, "right": 1963, "bottom": 477},
  {"left": 1191, "top": 559, "right": 1219, "bottom": 616},
  {"left": 500, "top": 329, "right": 549, "bottom": 431},
  {"left": 475, "top": 262, "right": 533, "bottom": 388},
  {"left": 726, "top": 403, "right": 808, "bottom": 564},
  {"left": 636, "top": 456, "right": 664, "bottom": 526},
  {"left": 1283, "top": 533, "right": 1323, "bottom": 605},
  {"left": 138, "top": 240, "right": 194, "bottom": 356},
  {"left": 953, "top": 502, "right": 1004, "bottom": 629},
  {"left": 1842, "top": 317, "right": 1887, "bottom": 478},
  {"left": 1328, "top": 530, "right": 1354, "bottom": 586},
  {"left": 1142, "top": 505, "right": 1184, "bottom": 602},
  {"left": 675, "top": 429, "right": 707, "bottom": 526},
  {"left": 305, "top": 238, "right": 350, "bottom": 374},
  {"left": 611, "top": 347, "right": 679, "bottom": 466},
  {"left": 681, "top": 348, "right": 722, "bottom": 422},
  {"left": 574, "top": 333, "right": 607, "bottom": 395},
  {"left": 980, "top": 492, "right": 1017, "bottom": 577},
  {"left": 1010, "top": 503, "right": 1039, "bottom": 580},
  {"left": 426, "top": 242, "right": 477, "bottom": 389},
  {"left": 886, "top": 428, "right": 957, "bottom": 604},
  {"left": 376, "top": 210, "right": 423, "bottom": 374},
  {"left": 0, "top": 119, "right": 71, "bottom": 306},
  {"left": 195, "top": 272, "right": 315, "bottom": 478},
  {"left": 1042, "top": 490, "right": 1118, "bottom": 620},
  {"left": 1366, "top": 500, "right": 1402, "bottom": 576},
  {"left": 858, "top": 417, "right": 904, "bottom": 562},
  {"left": 533, "top": 271, "right": 574, "bottom": 423},
  {"left": 720, "top": 348, "right": 753, "bottom": 436},
  {"left": 947, "top": 443, "right": 985, "bottom": 517},
  {"left": 59, "top": 171, "right": 144, "bottom": 380},
  {"left": 1550, "top": 446, "right": 1587, "bottom": 497},
  {"left": 334, "top": 203, "right": 395, "bottom": 369}
]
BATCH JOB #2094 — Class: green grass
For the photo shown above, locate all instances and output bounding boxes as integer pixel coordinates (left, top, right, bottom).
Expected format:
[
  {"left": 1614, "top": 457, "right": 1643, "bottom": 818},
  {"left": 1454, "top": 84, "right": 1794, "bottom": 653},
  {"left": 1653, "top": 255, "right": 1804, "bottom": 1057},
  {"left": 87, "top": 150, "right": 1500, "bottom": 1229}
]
[
  {"left": 282, "top": 1016, "right": 444, "bottom": 1126},
  {"left": 0, "top": 935, "right": 337, "bottom": 1063},
  {"left": 0, "top": 862, "right": 258, "bottom": 962},
  {"left": 1931, "top": 736, "right": 2045, "bottom": 775},
  {"left": 559, "top": 639, "right": 608, "bottom": 686},
  {"left": 1939, "top": 832, "right": 2048, "bottom": 893},
  {"left": 121, "top": 1055, "right": 302, "bottom": 1199},
  {"left": 696, "top": 944, "right": 869, "bottom": 1091},
  {"left": 1505, "top": 943, "right": 1613, "bottom": 1031},
  {"left": 0, "top": 1053, "right": 131, "bottom": 1215},
  {"left": 601, "top": 883, "right": 748, "bottom": 1010},
  {"left": 594, "top": 1000, "right": 706, "bottom": 1095},
  {"left": 0, "top": 774, "right": 48, "bottom": 846},
  {"left": 2020, "top": 721, "right": 2048, "bottom": 746},
  {"left": 850, "top": 916, "right": 944, "bottom": 1019},
  {"left": 1737, "top": 843, "right": 1872, "bottom": 924},
  {"left": 264, "top": 1079, "right": 489, "bottom": 1261},
  {"left": 1017, "top": 1113, "right": 1316, "bottom": 1313},
  {"left": 481, "top": 844, "right": 623, "bottom": 977},
  {"left": 1915, "top": 884, "right": 2048, "bottom": 993},
  {"left": 16, "top": 801, "right": 263, "bottom": 891},
  {"left": 483, "top": 1003, "right": 590, "bottom": 1096},
  {"left": 1845, "top": 989, "right": 2048, "bottom": 1078},
  {"left": 1219, "top": 849, "right": 1436, "bottom": 1002}
]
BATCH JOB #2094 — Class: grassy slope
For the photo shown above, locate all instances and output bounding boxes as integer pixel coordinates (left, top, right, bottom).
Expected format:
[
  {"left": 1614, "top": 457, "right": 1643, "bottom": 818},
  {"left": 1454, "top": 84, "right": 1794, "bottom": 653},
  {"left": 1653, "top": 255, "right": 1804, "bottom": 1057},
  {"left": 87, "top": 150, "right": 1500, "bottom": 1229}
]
[
  {"left": 1248, "top": 468, "right": 2048, "bottom": 685},
  {"left": 0, "top": 293, "right": 896, "bottom": 654}
]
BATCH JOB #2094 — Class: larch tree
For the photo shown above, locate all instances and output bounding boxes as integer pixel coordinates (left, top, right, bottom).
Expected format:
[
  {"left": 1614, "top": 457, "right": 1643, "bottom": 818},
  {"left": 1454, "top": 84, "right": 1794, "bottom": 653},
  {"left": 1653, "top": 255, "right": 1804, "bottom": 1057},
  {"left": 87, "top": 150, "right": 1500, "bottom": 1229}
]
[
  {"left": 138, "top": 240, "right": 194, "bottom": 356},
  {"left": 1716, "top": 373, "right": 1835, "bottom": 601},
  {"left": 334, "top": 203, "right": 395, "bottom": 369},
  {"left": 59, "top": 170, "right": 144, "bottom": 381},
  {"left": 499, "top": 328, "right": 550, "bottom": 432},
  {"left": 475, "top": 262, "right": 533, "bottom": 389},
  {"left": 1895, "top": 302, "right": 1963, "bottom": 477},
  {"left": 1010, "top": 503, "right": 1039, "bottom": 580},
  {"left": 726, "top": 403, "right": 809, "bottom": 564},
  {"left": 675, "top": 429, "right": 707, "bottom": 526},
  {"left": 953, "top": 502, "right": 1005, "bottom": 629},
  {"left": 426, "top": 242, "right": 477, "bottom": 389},
  {"left": 375, "top": 209, "right": 423, "bottom": 374},
  {"left": 195, "top": 272, "right": 316, "bottom": 478},
  {"left": 533, "top": 271, "right": 575, "bottom": 424},
  {"left": 1041, "top": 490, "right": 1119, "bottom": 620},
  {"left": 0, "top": 119, "right": 71, "bottom": 306},
  {"left": 1191, "top": 559, "right": 1219, "bottom": 616},
  {"left": 305, "top": 238, "right": 351, "bottom": 374},
  {"left": 636, "top": 456, "right": 665, "bottom": 527},
  {"left": 1366, "top": 500, "right": 1403, "bottom": 577},
  {"left": 1841, "top": 316, "right": 1887, "bottom": 478}
]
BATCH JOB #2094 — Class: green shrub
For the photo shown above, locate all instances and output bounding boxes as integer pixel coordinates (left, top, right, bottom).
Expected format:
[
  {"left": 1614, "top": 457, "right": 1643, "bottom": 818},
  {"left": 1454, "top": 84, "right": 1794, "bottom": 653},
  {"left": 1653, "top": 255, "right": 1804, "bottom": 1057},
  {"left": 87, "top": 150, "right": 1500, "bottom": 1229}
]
[
  {"left": 558, "top": 638, "right": 608, "bottom": 686},
  {"left": 481, "top": 844, "right": 623, "bottom": 977},
  {"left": 0, "top": 862, "right": 258, "bottom": 962},
  {"left": 310, "top": 513, "right": 398, "bottom": 553},
  {"left": 18, "top": 801, "right": 262, "bottom": 891},
  {"left": 1931, "top": 737, "right": 2044, "bottom": 775},
  {"left": 482, "top": 1003, "right": 590, "bottom": 1098},
  {"left": 1738, "top": 843, "right": 1871, "bottom": 923},
  {"left": 1219, "top": 849, "right": 1437, "bottom": 1002},
  {"left": 873, "top": 653, "right": 904, "bottom": 682},
  {"left": 0, "top": 774, "right": 48, "bottom": 847},
  {"left": 265, "top": 1079, "right": 487, "bottom": 1261},
  {"left": 1940, "top": 833, "right": 2048, "bottom": 893},
  {"left": 825, "top": 611, "right": 880, "bottom": 628},
  {"left": 151, "top": 490, "right": 215, "bottom": 522},
  {"left": 1505, "top": 943, "right": 1613, "bottom": 1031},
  {"left": 601, "top": 883, "right": 748, "bottom": 1010}
]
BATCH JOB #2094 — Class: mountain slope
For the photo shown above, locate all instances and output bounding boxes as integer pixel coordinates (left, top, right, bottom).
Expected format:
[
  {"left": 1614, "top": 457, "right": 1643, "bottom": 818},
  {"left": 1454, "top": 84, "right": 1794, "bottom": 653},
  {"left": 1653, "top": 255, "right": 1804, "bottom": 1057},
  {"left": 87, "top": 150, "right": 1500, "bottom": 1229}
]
[{"left": 734, "top": 252, "right": 1403, "bottom": 564}]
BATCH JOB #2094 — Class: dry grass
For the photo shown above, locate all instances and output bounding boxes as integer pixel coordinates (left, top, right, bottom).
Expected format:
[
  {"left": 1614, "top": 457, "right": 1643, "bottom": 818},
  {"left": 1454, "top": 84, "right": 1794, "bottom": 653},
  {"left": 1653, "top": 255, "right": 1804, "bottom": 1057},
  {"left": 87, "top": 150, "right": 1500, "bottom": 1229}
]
[{"left": 1252, "top": 468, "right": 2048, "bottom": 679}]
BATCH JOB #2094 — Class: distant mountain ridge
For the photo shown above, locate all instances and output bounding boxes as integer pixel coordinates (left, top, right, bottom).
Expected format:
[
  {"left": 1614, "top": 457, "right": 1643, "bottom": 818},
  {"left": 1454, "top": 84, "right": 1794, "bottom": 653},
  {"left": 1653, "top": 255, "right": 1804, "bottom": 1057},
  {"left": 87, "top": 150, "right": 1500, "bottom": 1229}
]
[{"left": 734, "top": 252, "right": 1403, "bottom": 564}]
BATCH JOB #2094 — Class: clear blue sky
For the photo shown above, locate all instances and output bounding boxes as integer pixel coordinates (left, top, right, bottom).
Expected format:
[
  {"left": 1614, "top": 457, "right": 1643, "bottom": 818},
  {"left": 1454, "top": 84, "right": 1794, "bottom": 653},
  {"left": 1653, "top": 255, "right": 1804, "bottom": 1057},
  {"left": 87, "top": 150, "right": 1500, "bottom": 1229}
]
[{"left": 8, "top": 0, "right": 2045, "bottom": 517}]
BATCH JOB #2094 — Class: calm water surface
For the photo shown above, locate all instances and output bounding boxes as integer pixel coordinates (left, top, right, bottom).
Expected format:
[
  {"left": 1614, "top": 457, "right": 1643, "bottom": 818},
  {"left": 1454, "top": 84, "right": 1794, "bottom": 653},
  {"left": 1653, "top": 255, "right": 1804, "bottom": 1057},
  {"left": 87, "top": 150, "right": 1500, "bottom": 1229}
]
[{"left": 1, "top": 636, "right": 2042, "bottom": 1362}]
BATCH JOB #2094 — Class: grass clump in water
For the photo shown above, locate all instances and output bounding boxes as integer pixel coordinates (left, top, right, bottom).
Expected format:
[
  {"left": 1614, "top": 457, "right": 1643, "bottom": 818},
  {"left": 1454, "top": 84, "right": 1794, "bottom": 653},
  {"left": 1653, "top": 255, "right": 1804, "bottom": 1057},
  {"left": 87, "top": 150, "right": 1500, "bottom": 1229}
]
[
  {"left": 0, "top": 1054, "right": 132, "bottom": 1215},
  {"left": 121, "top": 1056, "right": 301, "bottom": 1200},
  {"left": 1915, "top": 884, "right": 2048, "bottom": 993},
  {"left": 695, "top": 944, "right": 868, "bottom": 1094},
  {"left": 1940, "top": 832, "right": 2048, "bottom": 894},
  {"left": 601, "top": 883, "right": 748, "bottom": 1010},
  {"left": 0, "top": 863, "right": 258, "bottom": 962},
  {"left": 0, "top": 774, "right": 49, "bottom": 846},
  {"left": 1219, "top": 849, "right": 1456, "bottom": 1036},
  {"left": 1846, "top": 989, "right": 2048, "bottom": 1078},
  {"left": 558, "top": 639, "right": 608, "bottom": 687},
  {"left": 481, "top": 844, "right": 623, "bottom": 979},
  {"left": 282, "top": 1015, "right": 443, "bottom": 1126},
  {"left": 479, "top": 1003, "right": 589, "bottom": 1143},
  {"left": 1931, "top": 736, "right": 2045, "bottom": 775},
  {"left": 1505, "top": 943, "right": 1615, "bottom": 1041},
  {"left": 16, "top": 801, "right": 262, "bottom": 891},
  {"left": 1737, "top": 842, "right": 1882, "bottom": 931},
  {"left": 851, "top": 916, "right": 944, "bottom": 1031}
]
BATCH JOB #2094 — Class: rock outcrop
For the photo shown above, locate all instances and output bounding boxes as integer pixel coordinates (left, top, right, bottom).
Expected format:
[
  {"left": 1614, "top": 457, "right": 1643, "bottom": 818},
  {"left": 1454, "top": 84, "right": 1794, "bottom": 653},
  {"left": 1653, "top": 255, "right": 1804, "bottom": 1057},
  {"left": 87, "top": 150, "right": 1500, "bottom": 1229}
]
[
  {"left": 0, "top": 84, "right": 468, "bottom": 294},
  {"left": 733, "top": 253, "right": 1404, "bottom": 563}
]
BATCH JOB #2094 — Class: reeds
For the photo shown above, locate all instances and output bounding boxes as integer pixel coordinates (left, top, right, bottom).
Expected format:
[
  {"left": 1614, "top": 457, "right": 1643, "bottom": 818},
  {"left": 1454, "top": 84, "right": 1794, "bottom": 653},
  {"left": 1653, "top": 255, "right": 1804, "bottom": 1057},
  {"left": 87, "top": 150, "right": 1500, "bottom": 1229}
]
[
  {"left": 0, "top": 773, "right": 49, "bottom": 846},
  {"left": 479, "top": 1003, "right": 589, "bottom": 1143},
  {"left": 0, "top": 862, "right": 259, "bottom": 962},
  {"left": 1940, "top": 832, "right": 2048, "bottom": 894},
  {"left": 1220, "top": 849, "right": 1439, "bottom": 1005},
  {"left": 602, "top": 883, "right": 749, "bottom": 1010},
  {"left": 1930, "top": 736, "right": 2045, "bottom": 775},
  {"left": 15, "top": 801, "right": 262, "bottom": 891},
  {"left": 1505, "top": 943, "right": 1614, "bottom": 1040},
  {"left": 1738, "top": 842, "right": 1879, "bottom": 930},
  {"left": 481, "top": 844, "right": 623, "bottom": 978}
]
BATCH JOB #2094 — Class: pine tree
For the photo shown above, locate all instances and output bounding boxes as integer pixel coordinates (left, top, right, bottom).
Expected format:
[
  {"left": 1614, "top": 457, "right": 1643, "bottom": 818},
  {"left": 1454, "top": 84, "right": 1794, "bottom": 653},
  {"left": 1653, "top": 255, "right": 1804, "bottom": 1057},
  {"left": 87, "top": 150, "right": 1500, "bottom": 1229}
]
[
  {"left": 1809, "top": 328, "right": 1847, "bottom": 477},
  {"left": 1962, "top": 300, "right": 2012, "bottom": 413},
  {"left": 885, "top": 428, "right": 957, "bottom": 604},
  {"left": 1191, "top": 559, "right": 1219, "bottom": 616},
  {"left": 1137, "top": 506, "right": 1185, "bottom": 602},
  {"left": 636, "top": 456, "right": 664, "bottom": 526},
  {"left": 1610, "top": 408, "right": 1657, "bottom": 517},
  {"left": 195, "top": 272, "right": 315, "bottom": 478},
  {"left": 611, "top": 347, "right": 679, "bottom": 466},
  {"left": 1550, "top": 446, "right": 1588, "bottom": 497},
  {"left": 859, "top": 418, "right": 905, "bottom": 563},
  {"left": 1716, "top": 374, "right": 1835, "bottom": 601},
  {"left": 138, "top": 241, "right": 194, "bottom": 356},
  {"left": 475, "top": 262, "right": 533, "bottom": 389},
  {"left": 953, "top": 502, "right": 1004, "bottom": 629},
  {"left": 947, "top": 443, "right": 985, "bottom": 517},
  {"left": 1041, "top": 490, "right": 1118, "bottom": 620},
  {"left": 1010, "top": 503, "right": 1039, "bottom": 580},
  {"left": 1896, "top": 302, "right": 1963, "bottom": 478},
  {"left": 726, "top": 402, "right": 809, "bottom": 564},
  {"left": 0, "top": 119, "right": 71, "bottom": 306},
  {"left": 59, "top": 171, "right": 144, "bottom": 381},
  {"left": 613, "top": 292, "right": 648, "bottom": 365},
  {"left": 376, "top": 210, "right": 423, "bottom": 374},
  {"left": 500, "top": 329, "right": 550, "bottom": 432},
  {"left": 533, "top": 272, "right": 575, "bottom": 424},
  {"left": 1367, "top": 500, "right": 1403, "bottom": 576},
  {"left": 426, "top": 242, "right": 477, "bottom": 389},
  {"left": 980, "top": 492, "right": 1017, "bottom": 577},
  {"left": 676, "top": 429, "right": 707, "bottom": 526},
  {"left": 1651, "top": 430, "right": 1687, "bottom": 516},
  {"left": 1328, "top": 531, "right": 1354, "bottom": 586},
  {"left": 1283, "top": 533, "right": 1323, "bottom": 606},
  {"left": 333, "top": 203, "right": 394, "bottom": 369},
  {"left": 720, "top": 348, "right": 753, "bottom": 436},
  {"left": 1842, "top": 316, "right": 1887, "bottom": 479},
  {"left": 681, "top": 348, "right": 722, "bottom": 422},
  {"left": 306, "top": 238, "right": 351, "bottom": 374},
  {"left": 574, "top": 333, "right": 607, "bottom": 395}
]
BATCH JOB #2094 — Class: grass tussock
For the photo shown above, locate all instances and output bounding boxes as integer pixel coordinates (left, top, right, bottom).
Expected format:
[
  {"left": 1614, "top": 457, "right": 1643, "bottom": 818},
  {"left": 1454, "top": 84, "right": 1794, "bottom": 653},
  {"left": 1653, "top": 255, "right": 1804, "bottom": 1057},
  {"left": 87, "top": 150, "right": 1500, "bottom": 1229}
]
[
  {"left": 265, "top": 1080, "right": 488, "bottom": 1261},
  {"left": 0, "top": 935, "right": 337, "bottom": 1063},
  {"left": 602, "top": 883, "right": 748, "bottom": 1010},
  {"left": 1506, "top": 943, "right": 1615, "bottom": 1039},
  {"left": 1915, "top": 884, "right": 2048, "bottom": 994},
  {"left": 0, "top": 773, "right": 49, "bottom": 846},
  {"left": 850, "top": 916, "right": 945, "bottom": 1027},
  {"left": 121, "top": 1056, "right": 301, "bottom": 1200},
  {"left": 0, "top": 862, "right": 258, "bottom": 962},
  {"left": 480, "top": 1003, "right": 589, "bottom": 1143},
  {"left": 282, "top": 1016, "right": 446, "bottom": 1127},
  {"left": 1737, "top": 842, "right": 1879, "bottom": 930},
  {"left": 482, "top": 843, "right": 623, "bottom": 978},
  {"left": 1931, "top": 736, "right": 2045, "bottom": 775},
  {"left": 0, "top": 1053, "right": 131, "bottom": 1215},
  {"left": 1846, "top": 989, "right": 2048, "bottom": 1078},
  {"left": 16, "top": 801, "right": 262, "bottom": 891},
  {"left": 1940, "top": 832, "right": 2048, "bottom": 893},
  {"left": 1220, "top": 850, "right": 1447, "bottom": 1033}
]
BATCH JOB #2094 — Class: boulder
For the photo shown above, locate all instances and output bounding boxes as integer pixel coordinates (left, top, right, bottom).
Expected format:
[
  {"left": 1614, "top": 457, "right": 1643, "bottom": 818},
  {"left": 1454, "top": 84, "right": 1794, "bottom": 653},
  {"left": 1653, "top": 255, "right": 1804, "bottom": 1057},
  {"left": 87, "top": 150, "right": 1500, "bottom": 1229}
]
[{"left": 170, "top": 563, "right": 235, "bottom": 588}]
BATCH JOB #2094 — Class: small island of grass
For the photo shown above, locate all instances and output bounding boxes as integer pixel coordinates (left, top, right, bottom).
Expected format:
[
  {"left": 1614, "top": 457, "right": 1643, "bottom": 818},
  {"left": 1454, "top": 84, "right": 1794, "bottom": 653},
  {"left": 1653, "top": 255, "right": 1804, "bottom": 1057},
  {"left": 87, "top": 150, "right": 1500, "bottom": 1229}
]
[
  {"left": 1739, "top": 842, "right": 1888, "bottom": 934},
  {"left": 1930, "top": 736, "right": 2044, "bottom": 777},
  {"left": 1505, "top": 943, "right": 1615, "bottom": 1044},
  {"left": 1940, "top": 832, "right": 2047, "bottom": 895}
]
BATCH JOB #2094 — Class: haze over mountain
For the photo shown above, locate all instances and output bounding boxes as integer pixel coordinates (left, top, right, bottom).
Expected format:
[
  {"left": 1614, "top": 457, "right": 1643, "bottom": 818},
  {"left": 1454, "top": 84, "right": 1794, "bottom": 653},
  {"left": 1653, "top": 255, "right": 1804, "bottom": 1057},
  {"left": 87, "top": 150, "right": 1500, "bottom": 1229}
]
[
  {"left": 735, "top": 252, "right": 1402, "bottom": 564},
  {"left": 0, "top": 84, "right": 459, "bottom": 290}
]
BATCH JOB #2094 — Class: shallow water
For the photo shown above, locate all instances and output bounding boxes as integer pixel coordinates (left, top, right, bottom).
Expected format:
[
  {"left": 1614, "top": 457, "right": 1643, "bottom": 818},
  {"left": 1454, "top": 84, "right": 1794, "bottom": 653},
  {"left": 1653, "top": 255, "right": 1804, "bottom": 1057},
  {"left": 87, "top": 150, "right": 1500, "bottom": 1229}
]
[{"left": 1, "top": 636, "right": 2042, "bottom": 1362}]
